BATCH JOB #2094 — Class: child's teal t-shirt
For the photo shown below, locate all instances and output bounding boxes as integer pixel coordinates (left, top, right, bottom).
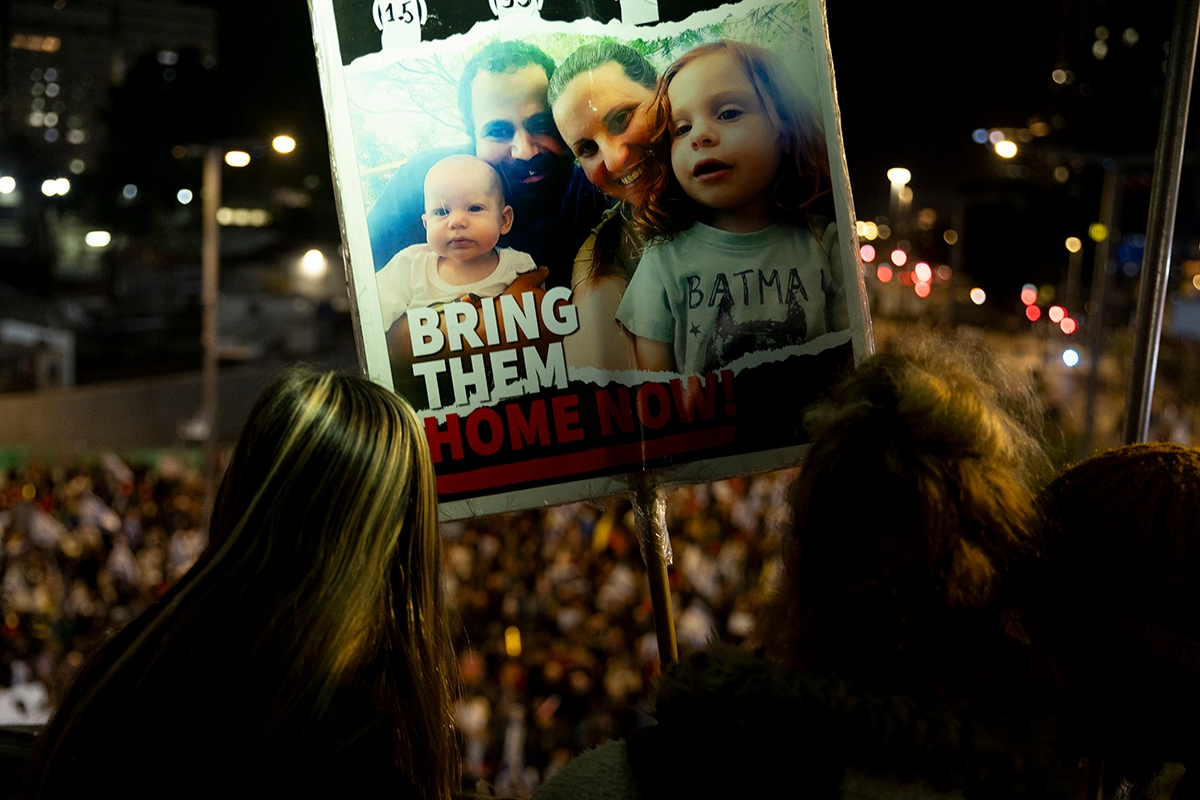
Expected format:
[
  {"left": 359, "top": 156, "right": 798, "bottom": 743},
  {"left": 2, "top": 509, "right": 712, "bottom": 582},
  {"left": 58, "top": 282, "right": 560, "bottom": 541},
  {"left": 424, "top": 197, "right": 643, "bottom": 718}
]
[{"left": 615, "top": 221, "right": 845, "bottom": 375}]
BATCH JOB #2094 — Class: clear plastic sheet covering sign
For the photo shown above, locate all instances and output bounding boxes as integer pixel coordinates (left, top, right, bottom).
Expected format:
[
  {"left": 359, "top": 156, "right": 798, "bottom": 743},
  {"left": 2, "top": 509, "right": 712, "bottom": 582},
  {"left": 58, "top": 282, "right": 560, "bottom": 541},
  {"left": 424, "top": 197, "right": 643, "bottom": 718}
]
[{"left": 308, "top": 0, "right": 872, "bottom": 519}]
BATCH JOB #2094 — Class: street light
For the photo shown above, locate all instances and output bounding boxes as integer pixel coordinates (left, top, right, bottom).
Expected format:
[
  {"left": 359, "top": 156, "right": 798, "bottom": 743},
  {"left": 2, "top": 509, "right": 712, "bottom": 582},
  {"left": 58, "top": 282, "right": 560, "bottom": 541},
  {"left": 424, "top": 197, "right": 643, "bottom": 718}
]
[
  {"left": 1065, "top": 236, "right": 1084, "bottom": 308},
  {"left": 192, "top": 138, "right": 295, "bottom": 520},
  {"left": 887, "top": 168, "right": 912, "bottom": 235}
]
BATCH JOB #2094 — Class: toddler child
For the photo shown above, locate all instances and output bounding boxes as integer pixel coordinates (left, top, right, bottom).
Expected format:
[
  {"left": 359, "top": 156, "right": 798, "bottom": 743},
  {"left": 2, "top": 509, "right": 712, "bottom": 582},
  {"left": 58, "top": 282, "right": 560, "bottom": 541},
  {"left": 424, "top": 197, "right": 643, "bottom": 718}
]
[
  {"left": 376, "top": 154, "right": 538, "bottom": 327},
  {"left": 617, "top": 40, "right": 847, "bottom": 374}
]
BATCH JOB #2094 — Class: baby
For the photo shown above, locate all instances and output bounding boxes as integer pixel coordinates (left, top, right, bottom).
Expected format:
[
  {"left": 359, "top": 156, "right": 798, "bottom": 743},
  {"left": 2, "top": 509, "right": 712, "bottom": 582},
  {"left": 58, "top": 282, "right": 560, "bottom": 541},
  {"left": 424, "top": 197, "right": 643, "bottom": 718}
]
[{"left": 376, "top": 154, "right": 538, "bottom": 327}]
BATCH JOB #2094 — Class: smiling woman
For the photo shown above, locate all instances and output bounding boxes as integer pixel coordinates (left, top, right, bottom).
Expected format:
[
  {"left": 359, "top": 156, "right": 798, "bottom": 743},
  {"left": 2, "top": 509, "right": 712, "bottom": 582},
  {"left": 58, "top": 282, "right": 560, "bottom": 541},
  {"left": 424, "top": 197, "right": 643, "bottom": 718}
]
[{"left": 547, "top": 41, "right": 660, "bottom": 373}]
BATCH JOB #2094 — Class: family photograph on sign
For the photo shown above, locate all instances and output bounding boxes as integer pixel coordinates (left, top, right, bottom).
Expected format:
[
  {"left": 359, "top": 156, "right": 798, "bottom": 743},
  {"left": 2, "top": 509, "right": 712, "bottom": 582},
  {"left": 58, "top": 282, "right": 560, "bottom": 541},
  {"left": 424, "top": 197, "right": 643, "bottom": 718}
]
[{"left": 312, "top": 0, "right": 869, "bottom": 513}]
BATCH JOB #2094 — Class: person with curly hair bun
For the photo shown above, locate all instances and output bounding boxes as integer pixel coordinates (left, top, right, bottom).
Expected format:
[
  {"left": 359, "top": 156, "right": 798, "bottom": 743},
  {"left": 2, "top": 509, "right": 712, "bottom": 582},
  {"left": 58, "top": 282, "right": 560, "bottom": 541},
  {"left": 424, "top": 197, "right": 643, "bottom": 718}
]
[
  {"left": 22, "top": 369, "right": 459, "bottom": 800},
  {"left": 536, "top": 342, "right": 1076, "bottom": 800}
]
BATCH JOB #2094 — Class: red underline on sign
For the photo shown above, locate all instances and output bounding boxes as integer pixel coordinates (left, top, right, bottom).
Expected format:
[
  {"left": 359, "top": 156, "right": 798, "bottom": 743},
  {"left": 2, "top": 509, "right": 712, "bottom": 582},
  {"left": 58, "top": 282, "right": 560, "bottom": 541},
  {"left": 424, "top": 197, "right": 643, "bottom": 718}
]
[{"left": 436, "top": 426, "right": 738, "bottom": 496}]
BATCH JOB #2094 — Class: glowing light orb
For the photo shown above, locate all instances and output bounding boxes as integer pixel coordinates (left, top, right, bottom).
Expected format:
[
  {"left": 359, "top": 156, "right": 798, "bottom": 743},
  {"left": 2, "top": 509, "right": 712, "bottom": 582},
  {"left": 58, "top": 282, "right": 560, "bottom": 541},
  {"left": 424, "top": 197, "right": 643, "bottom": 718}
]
[
  {"left": 995, "top": 140, "right": 1018, "bottom": 158},
  {"left": 970, "top": 288, "right": 986, "bottom": 305},
  {"left": 299, "top": 249, "right": 327, "bottom": 278},
  {"left": 1063, "top": 349, "right": 1080, "bottom": 367}
]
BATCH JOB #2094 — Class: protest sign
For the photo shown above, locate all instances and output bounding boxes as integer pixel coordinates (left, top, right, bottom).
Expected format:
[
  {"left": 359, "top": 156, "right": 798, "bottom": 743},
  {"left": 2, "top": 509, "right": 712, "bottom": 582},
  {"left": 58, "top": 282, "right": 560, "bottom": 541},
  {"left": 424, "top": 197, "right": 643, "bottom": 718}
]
[{"left": 310, "top": 0, "right": 872, "bottom": 518}]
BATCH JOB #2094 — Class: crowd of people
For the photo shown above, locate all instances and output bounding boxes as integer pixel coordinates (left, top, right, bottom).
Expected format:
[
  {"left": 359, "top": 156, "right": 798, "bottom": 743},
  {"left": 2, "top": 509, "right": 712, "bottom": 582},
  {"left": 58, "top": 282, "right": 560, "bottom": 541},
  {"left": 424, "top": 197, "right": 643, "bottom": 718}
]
[
  {"left": 0, "top": 444, "right": 793, "bottom": 794},
  {"left": 0, "top": 342, "right": 1196, "bottom": 798},
  {"left": 0, "top": 454, "right": 207, "bottom": 721}
]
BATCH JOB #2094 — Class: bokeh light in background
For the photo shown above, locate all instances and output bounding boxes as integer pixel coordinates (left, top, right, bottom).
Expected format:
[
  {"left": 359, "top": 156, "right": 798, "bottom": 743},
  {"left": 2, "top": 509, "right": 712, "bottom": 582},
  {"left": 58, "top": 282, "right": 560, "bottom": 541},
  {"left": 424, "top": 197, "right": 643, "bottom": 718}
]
[
  {"left": 876, "top": 265, "right": 893, "bottom": 283},
  {"left": 970, "top": 287, "right": 987, "bottom": 305},
  {"left": 84, "top": 230, "right": 111, "bottom": 247},
  {"left": 504, "top": 626, "right": 522, "bottom": 658},
  {"left": 943, "top": 230, "right": 959, "bottom": 245},
  {"left": 1065, "top": 236, "right": 1082, "bottom": 253},
  {"left": 1063, "top": 349, "right": 1080, "bottom": 367},
  {"left": 913, "top": 262, "right": 932, "bottom": 283},
  {"left": 860, "top": 244, "right": 876, "bottom": 262},
  {"left": 1048, "top": 305, "right": 1066, "bottom": 323},
  {"left": 995, "top": 140, "right": 1018, "bottom": 158},
  {"left": 1089, "top": 222, "right": 1109, "bottom": 242},
  {"left": 890, "top": 249, "right": 908, "bottom": 267},
  {"left": 177, "top": 189, "right": 193, "bottom": 204},
  {"left": 914, "top": 282, "right": 931, "bottom": 298},
  {"left": 856, "top": 220, "right": 879, "bottom": 240},
  {"left": 1061, "top": 317, "right": 1078, "bottom": 335},
  {"left": 41, "top": 178, "right": 69, "bottom": 196},
  {"left": 1020, "top": 284, "right": 1038, "bottom": 306},
  {"left": 272, "top": 135, "right": 296, "bottom": 154},
  {"left": 1026, "top": 305, "right": 1042, "bottom": 322},
  {"left": 299, "top": 249, "right": 328, "bottom": 278},
  {"left": 0, "top": 176, "right": 15, "bottom": 194},
  {"left": 224, "top": 150, "right": 251, "bottom": 168}
]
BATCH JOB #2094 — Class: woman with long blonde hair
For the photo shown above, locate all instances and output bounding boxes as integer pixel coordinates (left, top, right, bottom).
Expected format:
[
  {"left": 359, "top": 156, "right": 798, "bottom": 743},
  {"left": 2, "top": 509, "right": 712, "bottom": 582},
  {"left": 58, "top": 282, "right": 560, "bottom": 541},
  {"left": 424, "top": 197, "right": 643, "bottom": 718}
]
[{"left": 23, "top": 368, "right": 458, "bottom": 799}]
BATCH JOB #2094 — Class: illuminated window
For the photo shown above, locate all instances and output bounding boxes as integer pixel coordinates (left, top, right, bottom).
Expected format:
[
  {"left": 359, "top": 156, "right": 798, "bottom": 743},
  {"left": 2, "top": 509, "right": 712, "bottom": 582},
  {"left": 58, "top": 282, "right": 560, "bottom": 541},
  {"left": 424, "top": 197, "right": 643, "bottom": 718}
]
[{"left": 11, "top": 34, "right": 61, "bottom": 53}]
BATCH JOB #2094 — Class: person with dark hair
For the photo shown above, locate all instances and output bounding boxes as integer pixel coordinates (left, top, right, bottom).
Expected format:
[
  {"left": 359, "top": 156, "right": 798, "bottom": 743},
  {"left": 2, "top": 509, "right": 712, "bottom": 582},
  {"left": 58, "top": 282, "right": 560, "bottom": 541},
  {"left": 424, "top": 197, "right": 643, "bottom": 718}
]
[
  {"left": 367, "top": 40, "right": 609, "bottom": 289},
  {"left": 535, "top": 342, "right": 1075, "bottom": 799},
  {"left": 22, "top": 369, "right": 459, "bottom": 799},
  {"left": 1016, "top": 442, "right": 1200, "bottom": 799},
  {"left": 456, "top": 39, "right": 558, "bottom": 153},
  {"left": 548, "top": 40, "right": 659, "bottom": 372}
]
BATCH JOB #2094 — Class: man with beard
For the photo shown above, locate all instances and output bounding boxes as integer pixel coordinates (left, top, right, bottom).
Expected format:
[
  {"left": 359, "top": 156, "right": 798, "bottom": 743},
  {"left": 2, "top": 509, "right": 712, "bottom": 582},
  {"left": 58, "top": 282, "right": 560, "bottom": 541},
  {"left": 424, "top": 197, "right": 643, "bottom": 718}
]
[{"left": 368, "top": 40, "right": 611, "bottom": 290}]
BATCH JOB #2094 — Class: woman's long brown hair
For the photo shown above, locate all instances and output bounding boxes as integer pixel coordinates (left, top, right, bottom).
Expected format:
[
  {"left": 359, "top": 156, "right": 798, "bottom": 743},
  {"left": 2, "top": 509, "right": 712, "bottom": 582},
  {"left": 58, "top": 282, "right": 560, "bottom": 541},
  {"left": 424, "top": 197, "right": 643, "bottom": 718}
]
[{"left": 26, "top": 369, "right": 459, "bottom": 799}]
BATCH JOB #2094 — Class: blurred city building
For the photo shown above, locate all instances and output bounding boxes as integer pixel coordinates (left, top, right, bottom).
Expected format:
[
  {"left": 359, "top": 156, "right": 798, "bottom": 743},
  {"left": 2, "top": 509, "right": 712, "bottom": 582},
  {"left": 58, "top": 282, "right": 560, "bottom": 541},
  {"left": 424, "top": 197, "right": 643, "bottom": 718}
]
[{"left": 0, "top": 0, "right": 345, "bottom": 395}]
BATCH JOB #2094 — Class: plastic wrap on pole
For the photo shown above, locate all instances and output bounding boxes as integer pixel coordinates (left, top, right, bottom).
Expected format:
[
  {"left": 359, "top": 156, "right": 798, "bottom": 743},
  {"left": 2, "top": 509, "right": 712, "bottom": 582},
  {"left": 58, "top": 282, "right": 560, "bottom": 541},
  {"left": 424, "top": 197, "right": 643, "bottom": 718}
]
[{"left": 633, "top": 474, "right": 672, "bottom": 568}]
